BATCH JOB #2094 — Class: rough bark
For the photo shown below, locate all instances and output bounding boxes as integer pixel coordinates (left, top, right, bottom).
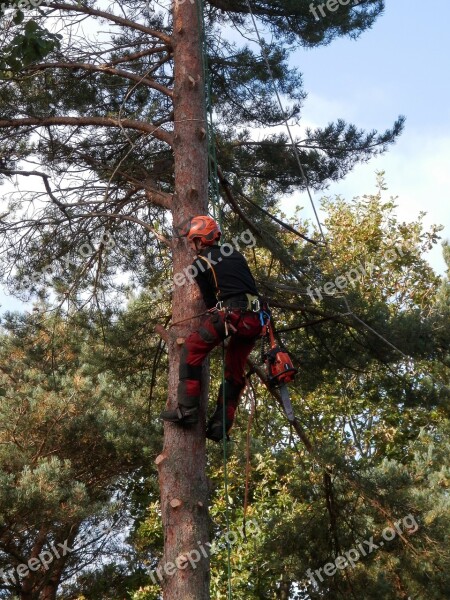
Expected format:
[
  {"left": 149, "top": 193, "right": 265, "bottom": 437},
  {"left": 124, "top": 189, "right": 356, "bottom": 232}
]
[
  {"left": 156, "top": 0, "right": 211, "bottom": 598},
  {"left": 18, "top": 529, "right": 77, "bottom": 600}
]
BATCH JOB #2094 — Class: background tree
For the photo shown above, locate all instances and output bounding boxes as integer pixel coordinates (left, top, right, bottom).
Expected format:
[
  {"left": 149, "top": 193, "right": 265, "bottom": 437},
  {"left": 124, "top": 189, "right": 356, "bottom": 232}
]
[{"left": 0, "top": 307, "right": 162, "bottom": 599}]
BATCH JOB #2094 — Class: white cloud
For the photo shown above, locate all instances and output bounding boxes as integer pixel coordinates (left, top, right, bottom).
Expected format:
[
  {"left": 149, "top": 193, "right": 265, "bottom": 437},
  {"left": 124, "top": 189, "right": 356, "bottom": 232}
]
[
  {"left": 275, "top": 93, "right": 450, "bottom": 276},
  {"left": 312, "top": 132, "right": 450, "bottom": 275}
]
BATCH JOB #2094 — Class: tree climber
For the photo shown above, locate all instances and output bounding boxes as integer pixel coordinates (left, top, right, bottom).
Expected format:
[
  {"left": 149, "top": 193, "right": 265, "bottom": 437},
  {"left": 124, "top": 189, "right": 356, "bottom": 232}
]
[{"left": 160, "top": 215, "right": 262, "bottom": 442}]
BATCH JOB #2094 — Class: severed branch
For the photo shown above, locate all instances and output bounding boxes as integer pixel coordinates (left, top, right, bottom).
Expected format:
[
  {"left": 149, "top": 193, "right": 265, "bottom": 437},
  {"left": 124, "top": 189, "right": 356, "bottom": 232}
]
[{"left": 155, "top": 324, "right": 169, "bottom": 343}]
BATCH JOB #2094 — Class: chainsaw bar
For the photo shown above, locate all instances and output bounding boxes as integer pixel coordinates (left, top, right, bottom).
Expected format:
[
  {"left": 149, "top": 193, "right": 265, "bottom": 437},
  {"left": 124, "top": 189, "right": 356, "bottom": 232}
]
[{"left": 279, "top": 385, "right": 295, "bottom": 423}]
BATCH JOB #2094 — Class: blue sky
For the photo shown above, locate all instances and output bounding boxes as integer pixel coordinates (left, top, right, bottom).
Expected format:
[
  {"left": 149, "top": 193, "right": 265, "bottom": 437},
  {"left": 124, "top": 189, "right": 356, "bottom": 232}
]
[
  {"left": 290, "top": 0, "right": 450, "bottom": 273},
  {"left": 0, "top": 0, "right": 448, "bottom": 313}
]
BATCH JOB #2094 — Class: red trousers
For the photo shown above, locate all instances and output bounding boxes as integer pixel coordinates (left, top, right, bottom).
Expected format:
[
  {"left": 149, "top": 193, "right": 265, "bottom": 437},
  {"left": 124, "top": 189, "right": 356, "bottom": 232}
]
[{"left": 178, "top": 309, "right": 262, "bottom": 421}]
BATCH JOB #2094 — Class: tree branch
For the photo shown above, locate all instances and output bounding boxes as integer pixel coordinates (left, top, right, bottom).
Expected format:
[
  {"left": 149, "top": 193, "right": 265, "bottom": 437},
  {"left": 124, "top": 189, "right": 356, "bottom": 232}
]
[
  {"left": 0, "top": 117, "right": 173, "bottom": 147},
  {"left": 144, "top": 187, "right": 173, "bottom": 210},
  {"left": 232, "top": 184, "right": 320, "bottom": 245},
  {"left": 27, "top": 62, "right": 173, "bottom": 98},
  {"left": 232, "top": 139, "right": 392, "bottom": 153},
  {"left": 0, "top": 168, "right": 70, "bottom": 216},
  {"left": 47, "top": 2, "right": 172, "bottom": 46},
  {"left": 155, "top": 324, "right": 169, "bottom": 343},
  {"left": 63, "top": 211, "right": 170, "bottom": 243},
  {"left": 106, "top": 46, "right": 169, "bottom": 66},
  {"left": 207, "top": 0, "right": 286, "bottom": 17}
]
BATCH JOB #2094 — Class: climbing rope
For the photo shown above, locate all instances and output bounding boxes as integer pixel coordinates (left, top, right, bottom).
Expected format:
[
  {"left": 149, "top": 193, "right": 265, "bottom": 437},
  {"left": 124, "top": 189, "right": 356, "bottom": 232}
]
[
  {"left": 221, "top": 342, "right": 233, "bottom": 600},
  {"left": 196, "top": 0, "right": 233, "bottom": 595},
  {"left": 243, "top": 377, "right": 256, "bottom": 538},
  {"left": 197, "top": 0, "right": 222, "bottom": 231}
]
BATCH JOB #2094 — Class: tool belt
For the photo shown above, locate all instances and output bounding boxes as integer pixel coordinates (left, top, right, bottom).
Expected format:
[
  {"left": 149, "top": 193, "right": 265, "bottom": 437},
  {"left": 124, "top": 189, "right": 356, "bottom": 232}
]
[{"left": 216, "top": 293, "right": 260, "bottom": 312}]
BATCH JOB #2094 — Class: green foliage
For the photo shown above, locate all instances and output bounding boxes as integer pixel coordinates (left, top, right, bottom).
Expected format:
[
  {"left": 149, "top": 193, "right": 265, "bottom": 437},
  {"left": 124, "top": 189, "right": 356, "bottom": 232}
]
[
  {"left": 0, "top": 309, "right": 162, "bottom": 597},
  {"left": 0, "top": 20, "right": 62, "bottom": 70}
]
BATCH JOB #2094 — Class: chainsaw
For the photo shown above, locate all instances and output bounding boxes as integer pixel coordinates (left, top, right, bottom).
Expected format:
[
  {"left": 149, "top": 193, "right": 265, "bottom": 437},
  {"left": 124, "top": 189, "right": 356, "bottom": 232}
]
[{"left": 262, "top": 317, "right": 297, "bottom": 423}]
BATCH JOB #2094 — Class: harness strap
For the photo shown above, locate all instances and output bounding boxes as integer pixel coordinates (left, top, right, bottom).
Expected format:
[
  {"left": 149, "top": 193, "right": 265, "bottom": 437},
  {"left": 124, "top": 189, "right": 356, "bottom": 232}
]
[
  {"left": 217, "top": 294, "right": 260, "bottom": 312},
  {"left": 197, "top": 254, "right": 221, "bottom": 300}
]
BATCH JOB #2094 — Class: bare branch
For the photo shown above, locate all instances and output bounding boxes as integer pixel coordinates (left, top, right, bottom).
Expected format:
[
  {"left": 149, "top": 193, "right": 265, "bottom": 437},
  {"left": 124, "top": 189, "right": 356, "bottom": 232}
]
[
  {"left": 106, "top": 46, "right": 170, "bottom": 66},
  {"left": 155, "top": 324, "right": 169, "bottom": 343},
  {"left": 0, "top": 169, "right": 70, "bottom": 216},
  {"left": 0, "top": 117, "right": 173, "bottom": 147},
  {"left": 46, "top": 2, "right": 172, "bottom": 46},
  {"left": 27, "top": 62, "right": 173, "bottom": 98}
]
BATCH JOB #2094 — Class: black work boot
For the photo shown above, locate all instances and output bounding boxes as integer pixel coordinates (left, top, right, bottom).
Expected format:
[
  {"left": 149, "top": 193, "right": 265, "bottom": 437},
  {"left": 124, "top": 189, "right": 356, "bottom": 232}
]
[
  {"left": 206, "top": 379, "right": 245, "bottom": 442},
  {"left": 206, "top": 404, "right": 232, "bottom": 442},
  {"left": 160, "top": 405, "right": 199, "bottom": 426}
]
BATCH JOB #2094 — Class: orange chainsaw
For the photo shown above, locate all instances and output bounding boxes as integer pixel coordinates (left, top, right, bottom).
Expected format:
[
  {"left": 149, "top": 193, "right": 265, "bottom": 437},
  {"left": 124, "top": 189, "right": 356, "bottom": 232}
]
[{"left": 262, "top": 318, "right": 297, "bottom": 423}]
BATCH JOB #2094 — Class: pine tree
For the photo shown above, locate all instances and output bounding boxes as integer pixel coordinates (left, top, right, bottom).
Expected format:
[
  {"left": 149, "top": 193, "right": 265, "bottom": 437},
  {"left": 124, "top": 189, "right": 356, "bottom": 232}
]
[{"left": 0, "top": 308, "right": 162, "bottom": 599}]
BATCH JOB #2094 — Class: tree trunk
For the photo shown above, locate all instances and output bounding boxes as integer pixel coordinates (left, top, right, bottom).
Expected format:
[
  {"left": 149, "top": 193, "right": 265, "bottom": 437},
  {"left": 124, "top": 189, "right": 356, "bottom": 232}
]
[
  {"left": 156, "top": 0, "right": 210, "bottom": 598},
  {"left": 278, "top": 575, "right": 291, "bottom": 600}
]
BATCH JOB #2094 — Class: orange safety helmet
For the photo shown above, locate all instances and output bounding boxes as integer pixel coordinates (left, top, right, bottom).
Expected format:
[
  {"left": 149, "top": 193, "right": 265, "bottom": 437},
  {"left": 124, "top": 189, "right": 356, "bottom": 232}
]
[{"left": 182, "top": 215, "right": 221, "bottom": 245}]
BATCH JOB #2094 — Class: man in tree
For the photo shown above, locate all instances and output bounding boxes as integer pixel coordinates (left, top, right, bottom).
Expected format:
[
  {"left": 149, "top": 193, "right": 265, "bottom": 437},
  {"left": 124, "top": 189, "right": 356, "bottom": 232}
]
[{"left": 160, "top": 215, "right": 262, "bottom": 441}]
